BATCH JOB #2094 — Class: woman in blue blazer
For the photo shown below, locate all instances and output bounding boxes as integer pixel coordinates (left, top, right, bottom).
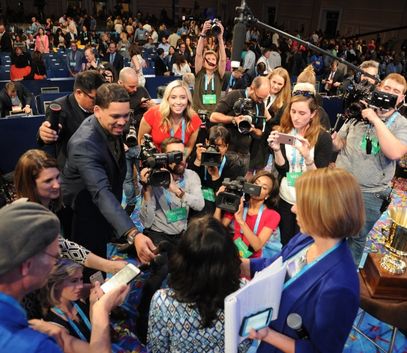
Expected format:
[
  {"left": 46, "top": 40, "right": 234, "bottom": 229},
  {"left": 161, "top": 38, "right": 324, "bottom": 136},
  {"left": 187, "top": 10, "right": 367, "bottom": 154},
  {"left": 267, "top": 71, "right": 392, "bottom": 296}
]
[{"left": 242, "top": 167, "right": 364, "bottom": 353}]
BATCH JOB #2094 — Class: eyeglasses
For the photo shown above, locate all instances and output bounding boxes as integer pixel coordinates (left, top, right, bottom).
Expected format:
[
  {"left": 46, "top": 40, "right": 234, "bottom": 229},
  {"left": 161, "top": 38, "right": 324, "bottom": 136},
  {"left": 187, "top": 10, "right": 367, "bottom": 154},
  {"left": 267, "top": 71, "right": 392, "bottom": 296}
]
[
  {"left": 43, "top": 250, "right": 61, "bottom": 264},
  {"left": 82, "top": 90, "right": 96, "bottom": 102},
  {"left": 292, "top": 90, "right": 315, "bottom": 98}
]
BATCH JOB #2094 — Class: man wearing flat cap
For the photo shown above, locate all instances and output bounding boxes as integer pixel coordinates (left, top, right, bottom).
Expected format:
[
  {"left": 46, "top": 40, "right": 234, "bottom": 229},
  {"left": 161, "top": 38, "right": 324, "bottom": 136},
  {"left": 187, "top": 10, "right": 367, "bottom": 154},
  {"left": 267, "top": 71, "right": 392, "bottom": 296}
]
[{"left": 0, "top": 201, "right": 62, "bottom": 352}]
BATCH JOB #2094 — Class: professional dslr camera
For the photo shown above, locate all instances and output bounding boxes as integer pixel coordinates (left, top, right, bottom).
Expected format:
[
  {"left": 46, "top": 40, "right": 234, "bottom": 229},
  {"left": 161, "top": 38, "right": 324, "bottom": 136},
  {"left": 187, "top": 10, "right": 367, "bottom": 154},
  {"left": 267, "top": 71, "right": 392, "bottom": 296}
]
[
  {"left": 216, "top": 177, "right": 261, "bottom": 213},
  {"left": 139, "top": 134, "right": 183, "bottom": 188},
  {"left": 340, "top": 74, "right": 398, "bottom": 123},
  {"left": 208, "top": 18, "right": 222, "bottom": 36},
  {"left": 233, "top": 98, "right": 263, "bottom": 134}
]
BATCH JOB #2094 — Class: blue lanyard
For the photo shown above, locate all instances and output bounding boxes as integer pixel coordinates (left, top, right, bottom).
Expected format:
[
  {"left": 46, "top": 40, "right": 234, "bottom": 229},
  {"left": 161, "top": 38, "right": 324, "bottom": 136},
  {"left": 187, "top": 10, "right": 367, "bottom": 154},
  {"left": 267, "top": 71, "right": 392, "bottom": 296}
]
[
  {"left": 240, "top": 204, "right": 265, "bottom": 235},
  {"left": 204, "top": 74, "right": 215, "bottom": 92},
  {"left": 170, "top": 118, "right": 186, "bottom": 143},
  {"left": 283, "top": 240, "right": 343, "bottom": 290},
  {"left": 163, "top": 178, "right": 186, "bottom": 210},
  {"left": 385, "top": 111, "right": 397, "bottom": 129},
  {"left": 229, "top": 75, "right": 235, "bottom": 88},
  {"left": 204, "top": 156, "right": 227, "bottom": 181},
  {"left": 290, "top": 130, "right": 304, "bottom": 172},
  {"left": 52, "top": 302, "right": 91, "bottom": 341}
]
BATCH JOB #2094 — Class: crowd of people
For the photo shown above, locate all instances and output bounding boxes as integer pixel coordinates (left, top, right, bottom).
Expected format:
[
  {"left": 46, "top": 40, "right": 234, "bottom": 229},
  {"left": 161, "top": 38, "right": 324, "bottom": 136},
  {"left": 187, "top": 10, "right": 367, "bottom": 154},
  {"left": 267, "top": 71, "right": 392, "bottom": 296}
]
[{"left": 0, "top": 9, "right": 407, "bottom": 353}]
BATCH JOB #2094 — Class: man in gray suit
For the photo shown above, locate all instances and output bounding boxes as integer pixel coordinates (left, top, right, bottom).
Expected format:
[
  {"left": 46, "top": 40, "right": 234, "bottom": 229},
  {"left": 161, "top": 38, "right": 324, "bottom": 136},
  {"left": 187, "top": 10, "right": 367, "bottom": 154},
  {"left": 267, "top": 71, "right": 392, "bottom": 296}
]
[{"left": 61, "top": 83, "right": 155, "bottom": 267}]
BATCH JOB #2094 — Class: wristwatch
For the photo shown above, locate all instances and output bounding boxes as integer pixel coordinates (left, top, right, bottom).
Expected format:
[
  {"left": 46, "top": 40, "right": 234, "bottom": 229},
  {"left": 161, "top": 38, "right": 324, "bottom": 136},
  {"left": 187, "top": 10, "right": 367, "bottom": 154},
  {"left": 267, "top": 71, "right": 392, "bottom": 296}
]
[{"left": 126, "top": 230, "right": 137, "bottom": 245}]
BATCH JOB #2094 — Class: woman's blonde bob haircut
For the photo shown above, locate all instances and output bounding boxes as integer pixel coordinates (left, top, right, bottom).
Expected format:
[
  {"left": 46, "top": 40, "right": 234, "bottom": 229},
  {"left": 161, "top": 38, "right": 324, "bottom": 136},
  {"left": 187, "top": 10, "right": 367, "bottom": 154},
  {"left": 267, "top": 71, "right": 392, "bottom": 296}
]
[
  {"left": 159, "top": 79, "right": 196, "bottom": 132},
  {"left": 295, "top": 167, "right": 365, "bottom": 239}
]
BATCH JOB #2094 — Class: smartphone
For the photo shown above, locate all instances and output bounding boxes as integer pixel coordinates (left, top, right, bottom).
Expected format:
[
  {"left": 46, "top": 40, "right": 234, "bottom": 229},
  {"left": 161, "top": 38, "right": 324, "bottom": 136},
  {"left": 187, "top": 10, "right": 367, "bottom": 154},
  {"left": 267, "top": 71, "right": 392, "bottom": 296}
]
[
  {"left": 239, "top": 308, "right": 273, "bottom": 337},
  {"left": 276, "top": 133, "right": 297, "bottom": 145},
  {"left": 100, "top": 263, "right": 140, "bottom": 293},
  {"left": 89, "top": 271, "right": 104, "bottom": 285}
]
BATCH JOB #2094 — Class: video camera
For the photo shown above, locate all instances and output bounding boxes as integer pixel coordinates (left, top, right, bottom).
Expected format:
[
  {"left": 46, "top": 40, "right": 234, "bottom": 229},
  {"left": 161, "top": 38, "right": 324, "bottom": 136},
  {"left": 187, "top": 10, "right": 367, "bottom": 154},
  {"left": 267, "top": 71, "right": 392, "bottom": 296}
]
[
  {"left": 139, "top": 134, "right": 183, "bottom": 188},
  {"left": 233, "top": 98, "right": 263, "bottom": 134},
  {"left": 339, "top": 75, "right": 398, "bottom": 123},
  {"left": 201, "top": 143, "right": 222, "bottom": 167},
  {"left": 216, "top": 177, "right": 261, "bottom": 213}
]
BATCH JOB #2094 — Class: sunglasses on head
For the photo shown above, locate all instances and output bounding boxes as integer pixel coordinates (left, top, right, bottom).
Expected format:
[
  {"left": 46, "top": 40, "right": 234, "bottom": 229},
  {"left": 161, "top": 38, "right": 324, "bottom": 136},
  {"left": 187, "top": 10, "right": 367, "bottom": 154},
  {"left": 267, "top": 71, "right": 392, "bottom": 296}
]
[{"left": 292, "top": 90, "right": 315, "bottom": 98}]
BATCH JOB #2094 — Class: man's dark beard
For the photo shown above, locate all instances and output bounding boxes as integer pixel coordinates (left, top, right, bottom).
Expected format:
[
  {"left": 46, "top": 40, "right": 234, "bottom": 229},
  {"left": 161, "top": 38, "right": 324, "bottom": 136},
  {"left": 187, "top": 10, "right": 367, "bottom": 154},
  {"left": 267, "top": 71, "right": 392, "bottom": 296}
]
[{"left": 168, "top": 161, "right": 185, "bottom": 176}]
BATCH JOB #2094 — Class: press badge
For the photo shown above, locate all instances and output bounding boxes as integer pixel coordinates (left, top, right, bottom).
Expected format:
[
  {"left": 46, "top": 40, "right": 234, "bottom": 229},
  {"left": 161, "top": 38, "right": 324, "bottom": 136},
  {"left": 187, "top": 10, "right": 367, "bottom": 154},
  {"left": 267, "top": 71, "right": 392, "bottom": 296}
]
[
  {"left": 234, "top": 238, "right": 253, "bottom": 258},
  {"left": 165, "top": 207, "right": 187, "bottom": 223},
  {"left": 202, "top": 188, "right": 216, "bottom": 202},
  {"left": 286, "top": 171, "right": 302, "bottom": 187},
  {"left": 202, "top": 94, "right": 217, "bottom": 105}
]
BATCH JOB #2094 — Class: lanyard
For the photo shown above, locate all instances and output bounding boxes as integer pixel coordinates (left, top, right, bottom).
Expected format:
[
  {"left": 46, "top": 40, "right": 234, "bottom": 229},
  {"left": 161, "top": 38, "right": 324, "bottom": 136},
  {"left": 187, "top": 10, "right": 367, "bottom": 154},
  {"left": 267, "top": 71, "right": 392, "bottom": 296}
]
[
  {"left": 385, "top": 111, "right": 397, "bottom": 129},
  {"left": 163, "top": 178, "right": 186, "bottom": 210},
  {"left": 229, "top": 75, "right": 235, "bottom": 88},
  {"left": 290, "top": 130, "right": 304, "bottom": 172},
  {"left": 204, "top": 74, "right": 215, "bottom": 92},
  {"left": 170, "top": 118, "right": 186, "bottom": 143},
  {"left": 204, "top": 156, "right": 227, "bottom": 181},
  {"left": 52, "top": 302, "right": 91, "bottom": 341},
  {"left": 240, "top": 204, "right": 265, "bottom": 235},
  {"left": 283, "top": 240, "right": 343, "bottom": 290}
]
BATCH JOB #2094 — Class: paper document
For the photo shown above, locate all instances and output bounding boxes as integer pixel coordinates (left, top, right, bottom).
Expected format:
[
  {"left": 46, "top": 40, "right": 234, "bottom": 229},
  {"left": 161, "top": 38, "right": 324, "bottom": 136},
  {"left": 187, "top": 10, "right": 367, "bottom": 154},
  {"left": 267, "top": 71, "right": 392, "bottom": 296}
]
[{"left": 224, "top": 257, "right": 287, "bottom": 353}]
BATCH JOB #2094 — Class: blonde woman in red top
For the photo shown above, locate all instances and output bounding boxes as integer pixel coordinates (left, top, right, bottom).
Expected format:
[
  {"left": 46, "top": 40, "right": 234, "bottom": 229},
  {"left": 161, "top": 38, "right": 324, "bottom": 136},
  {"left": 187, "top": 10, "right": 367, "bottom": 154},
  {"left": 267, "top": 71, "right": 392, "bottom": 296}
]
[{"left": 138, "top": 80, "right": 201, "bottom": 159}]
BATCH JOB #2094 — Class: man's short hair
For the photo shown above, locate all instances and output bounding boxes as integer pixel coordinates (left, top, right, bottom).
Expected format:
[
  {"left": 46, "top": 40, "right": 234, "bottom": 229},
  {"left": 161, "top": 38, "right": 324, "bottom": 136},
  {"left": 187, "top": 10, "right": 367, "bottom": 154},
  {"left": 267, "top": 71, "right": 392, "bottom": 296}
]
[
  {"left": 360, "top": 60, "right": 379, "bottom": 71},
  {"left": 74, "top": 70, "right": 106, "bottom": 93},
  {"left": 95, "top": 83, "right": 130, "bottom": 109},
  {"left": 208, "top": 125, "right": 230, "bottom": 145},
  {"left": 381, "top": 73, "right": 407, "bottom": 94},
  {"left": 0, "top": 201, "right": 60, "bottom": 276},
  {"left": 161, "top": 137, "right": 183, "bottom": 152}
]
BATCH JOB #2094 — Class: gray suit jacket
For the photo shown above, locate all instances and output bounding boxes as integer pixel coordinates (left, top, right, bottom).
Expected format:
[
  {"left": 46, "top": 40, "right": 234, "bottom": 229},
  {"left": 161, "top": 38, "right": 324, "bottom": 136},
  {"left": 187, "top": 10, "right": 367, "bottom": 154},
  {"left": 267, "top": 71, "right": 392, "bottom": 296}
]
[{"left": 61, "top": 115, "right": 134, "bottom": 238}]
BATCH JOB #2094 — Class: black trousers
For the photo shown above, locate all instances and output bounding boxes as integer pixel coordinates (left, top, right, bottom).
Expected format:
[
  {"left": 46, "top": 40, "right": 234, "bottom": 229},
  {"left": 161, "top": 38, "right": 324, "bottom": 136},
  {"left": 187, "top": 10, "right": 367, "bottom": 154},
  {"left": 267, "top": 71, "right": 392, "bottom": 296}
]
[{"left": 277, "top": 198, "right": 299, "bottom": 246}]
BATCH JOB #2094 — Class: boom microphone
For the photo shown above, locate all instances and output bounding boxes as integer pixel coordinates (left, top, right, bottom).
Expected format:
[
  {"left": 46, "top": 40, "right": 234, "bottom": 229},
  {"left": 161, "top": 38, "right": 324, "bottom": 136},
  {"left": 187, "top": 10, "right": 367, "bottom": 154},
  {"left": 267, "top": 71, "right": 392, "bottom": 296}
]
[{"left": 231, "top": 21, "right": 247, "bottom": 69}]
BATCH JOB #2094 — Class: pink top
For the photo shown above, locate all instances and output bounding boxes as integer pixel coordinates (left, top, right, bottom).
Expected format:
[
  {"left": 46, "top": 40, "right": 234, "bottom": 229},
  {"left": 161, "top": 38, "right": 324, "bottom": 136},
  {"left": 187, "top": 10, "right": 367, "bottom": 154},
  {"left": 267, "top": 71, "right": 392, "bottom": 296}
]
[{"left": 35, "top": 35, "right": 49, "bottom": 53}]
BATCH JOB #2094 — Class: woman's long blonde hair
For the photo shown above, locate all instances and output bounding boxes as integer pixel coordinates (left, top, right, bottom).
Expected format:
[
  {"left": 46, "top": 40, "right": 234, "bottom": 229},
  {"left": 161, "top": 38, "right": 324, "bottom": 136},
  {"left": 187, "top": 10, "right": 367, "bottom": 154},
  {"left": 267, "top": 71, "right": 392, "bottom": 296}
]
[
  {"left": 159, "top": 80, "right": 196, "bottom": 132},
  {"left": 278, "top": 95, "right": 321, "bottom": 147},
  {"left": 267, "top": 67, "right": 291, "bottom": 111}
]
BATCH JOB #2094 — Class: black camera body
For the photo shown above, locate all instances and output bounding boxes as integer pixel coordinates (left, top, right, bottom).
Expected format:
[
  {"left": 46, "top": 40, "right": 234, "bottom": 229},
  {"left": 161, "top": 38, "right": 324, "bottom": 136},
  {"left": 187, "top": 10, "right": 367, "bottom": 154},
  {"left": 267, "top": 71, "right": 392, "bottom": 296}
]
[
  {"left": 209, "top": 18, "right": 221, "bottom": 37},
  {"left": 341, "top": 78, "right": 398, "bottom": 123},
  {"left": 139, "top": 134, "right": 183, "bottom": 188},
  {"left": 233, "top": 98, "right": 262, "bottom": 134},
  {"left": 216, "top": 177, "right": 261, "bottom": 213},
  {"left": 201, "top": 144, "right": 222, "bottom": 167}
]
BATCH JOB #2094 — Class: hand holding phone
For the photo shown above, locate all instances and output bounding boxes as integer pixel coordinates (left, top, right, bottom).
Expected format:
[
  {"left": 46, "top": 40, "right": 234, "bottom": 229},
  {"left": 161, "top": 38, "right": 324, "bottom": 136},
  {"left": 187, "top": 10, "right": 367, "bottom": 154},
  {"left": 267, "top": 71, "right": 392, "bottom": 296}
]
[
  {"left": 276, "top": 133, "right": 297, "bottom": 145},
  {"left": 239, "top": 308, "right": 273, "bottom": 337},
  {"left": 100, "top": 263, "right": 140, "bottom": 293}
]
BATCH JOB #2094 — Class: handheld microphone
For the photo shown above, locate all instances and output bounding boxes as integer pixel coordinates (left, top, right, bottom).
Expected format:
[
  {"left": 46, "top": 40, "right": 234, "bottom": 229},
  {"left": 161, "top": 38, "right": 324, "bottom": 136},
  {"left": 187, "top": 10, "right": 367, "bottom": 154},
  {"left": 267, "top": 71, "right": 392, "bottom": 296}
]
[
  {"left": 287, "top": 313, "right": 309, "bottom": 339},
  {"left": 231, "top": 21, "right": 246, "bottom": 69},
  {"left": 48, "top": 103, "right": 62, "bottom": 132}
]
